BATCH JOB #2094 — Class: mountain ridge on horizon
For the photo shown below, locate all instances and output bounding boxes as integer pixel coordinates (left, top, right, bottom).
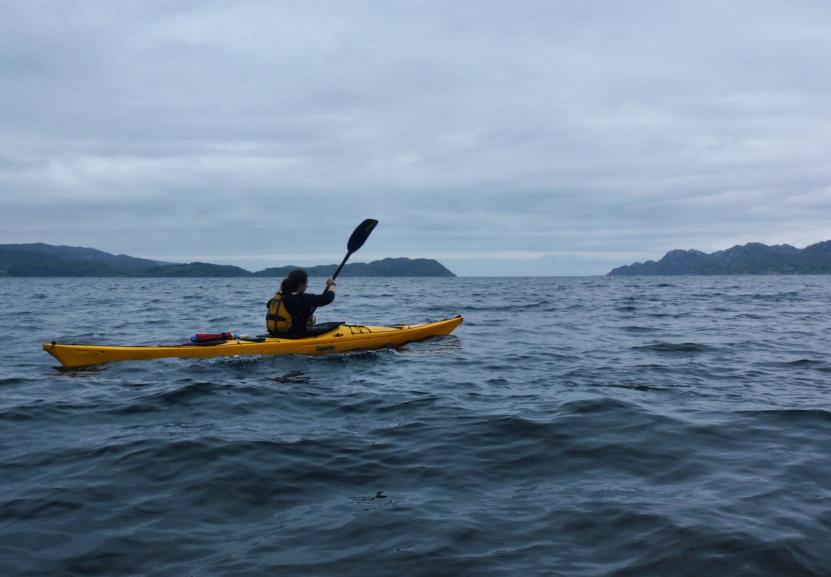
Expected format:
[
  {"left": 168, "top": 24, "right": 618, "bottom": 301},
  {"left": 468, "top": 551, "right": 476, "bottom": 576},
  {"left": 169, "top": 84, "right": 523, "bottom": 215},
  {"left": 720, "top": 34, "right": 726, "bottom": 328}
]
[
  {"left": 0, "top": 243, "right": 456, "bottom": 277},
  {"left": 609, "top": 241, "right": 831, "bottom": 275}
]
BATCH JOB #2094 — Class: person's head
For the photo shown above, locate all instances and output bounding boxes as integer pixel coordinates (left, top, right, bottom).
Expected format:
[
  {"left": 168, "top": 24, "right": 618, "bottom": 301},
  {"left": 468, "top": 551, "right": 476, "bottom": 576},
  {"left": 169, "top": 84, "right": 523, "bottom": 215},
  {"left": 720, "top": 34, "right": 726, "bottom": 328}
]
[{"left": 281, "top": 269, "right": 308, "bottom": 294}]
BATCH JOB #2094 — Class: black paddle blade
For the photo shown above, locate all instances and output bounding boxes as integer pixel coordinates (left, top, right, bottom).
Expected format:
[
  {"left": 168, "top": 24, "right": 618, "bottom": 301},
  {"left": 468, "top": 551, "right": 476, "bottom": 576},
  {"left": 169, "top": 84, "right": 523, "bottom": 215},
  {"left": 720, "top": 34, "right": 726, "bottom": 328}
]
[{"left": 347, "top": 219, "right": 378, "bottom": 253}]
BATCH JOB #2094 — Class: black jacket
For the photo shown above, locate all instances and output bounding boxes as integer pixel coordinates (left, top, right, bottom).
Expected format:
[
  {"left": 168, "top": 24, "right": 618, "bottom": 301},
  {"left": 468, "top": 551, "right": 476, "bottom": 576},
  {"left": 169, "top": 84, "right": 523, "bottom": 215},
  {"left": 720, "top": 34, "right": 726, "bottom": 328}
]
[{"left": 281, "top": 289, "right": 335, "bottom": 338}]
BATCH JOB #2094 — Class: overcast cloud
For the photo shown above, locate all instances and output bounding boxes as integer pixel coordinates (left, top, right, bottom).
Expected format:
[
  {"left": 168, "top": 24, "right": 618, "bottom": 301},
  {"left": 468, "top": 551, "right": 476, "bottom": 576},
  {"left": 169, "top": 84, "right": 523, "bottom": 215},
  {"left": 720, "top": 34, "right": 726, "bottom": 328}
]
[{"left": 1, "top": 0, "right": 830, "bottom": 275}]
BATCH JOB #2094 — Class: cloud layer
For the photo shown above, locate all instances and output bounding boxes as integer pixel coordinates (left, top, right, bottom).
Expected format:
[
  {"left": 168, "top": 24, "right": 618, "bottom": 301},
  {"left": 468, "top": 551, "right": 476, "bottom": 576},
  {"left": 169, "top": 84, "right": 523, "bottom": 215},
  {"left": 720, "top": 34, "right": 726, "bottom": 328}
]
[{"left": 2, "top": 1, "right": 830, "bottom": 274}]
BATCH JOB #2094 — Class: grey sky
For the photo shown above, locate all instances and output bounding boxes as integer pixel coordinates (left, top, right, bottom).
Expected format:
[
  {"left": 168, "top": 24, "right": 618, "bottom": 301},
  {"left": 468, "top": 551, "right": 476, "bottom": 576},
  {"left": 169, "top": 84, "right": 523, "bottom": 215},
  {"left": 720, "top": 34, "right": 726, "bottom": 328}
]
[{"left": 1, "top": 1, "right": 830, "bottom": 275}]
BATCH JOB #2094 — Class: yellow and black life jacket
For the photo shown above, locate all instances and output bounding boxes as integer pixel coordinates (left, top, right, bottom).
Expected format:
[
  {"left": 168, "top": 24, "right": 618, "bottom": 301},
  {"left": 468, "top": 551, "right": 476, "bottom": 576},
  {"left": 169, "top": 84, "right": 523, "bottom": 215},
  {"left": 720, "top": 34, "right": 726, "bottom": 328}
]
[
  {"left": 265, "top": 292, "right": 314, "bottom": 335},
  {"left": 266, "top": 292, "right": 291, "bottom": 335}
]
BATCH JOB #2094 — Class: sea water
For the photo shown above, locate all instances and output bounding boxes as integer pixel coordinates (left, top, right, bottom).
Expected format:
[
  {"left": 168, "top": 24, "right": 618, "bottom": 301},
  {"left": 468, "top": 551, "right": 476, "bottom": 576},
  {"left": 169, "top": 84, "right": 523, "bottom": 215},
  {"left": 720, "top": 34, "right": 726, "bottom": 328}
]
[{"left": 1, "top": 276, "right": 829, "bottom": 576}]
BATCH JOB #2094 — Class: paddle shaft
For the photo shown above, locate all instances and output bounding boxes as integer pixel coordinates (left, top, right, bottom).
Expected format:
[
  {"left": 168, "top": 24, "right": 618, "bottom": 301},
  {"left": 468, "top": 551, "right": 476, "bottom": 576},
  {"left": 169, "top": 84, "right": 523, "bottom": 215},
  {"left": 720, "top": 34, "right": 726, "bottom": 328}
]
[{"left": 331, "top": 253, "right": 351, "bottom": 281}]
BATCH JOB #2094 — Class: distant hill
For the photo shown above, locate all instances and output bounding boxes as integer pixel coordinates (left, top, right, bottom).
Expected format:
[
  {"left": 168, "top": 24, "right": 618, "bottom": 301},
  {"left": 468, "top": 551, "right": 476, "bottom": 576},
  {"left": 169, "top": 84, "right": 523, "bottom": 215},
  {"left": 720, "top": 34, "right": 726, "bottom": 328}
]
[
  {"left": 143, "top": 262, "right": 253, "bottom": 277},
  {"left": 254, "top": 257, "right": 455, "bottom": 277},
  {"left": 0, "top": 243, "right": 455, "bottom": 277},
  {"left": 0, "top": 243, "right": 170, "bottom": 277},
  {"left": 609, "top": 241, "right": 831, "bottom": 275}
]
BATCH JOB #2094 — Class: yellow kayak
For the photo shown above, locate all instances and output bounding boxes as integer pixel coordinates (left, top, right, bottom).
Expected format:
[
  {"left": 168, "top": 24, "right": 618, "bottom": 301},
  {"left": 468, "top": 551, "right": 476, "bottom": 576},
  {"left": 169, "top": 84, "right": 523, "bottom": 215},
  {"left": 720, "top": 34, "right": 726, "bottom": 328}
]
[{"left": 43, "top": 316, "right": 463, "bottom": 368}]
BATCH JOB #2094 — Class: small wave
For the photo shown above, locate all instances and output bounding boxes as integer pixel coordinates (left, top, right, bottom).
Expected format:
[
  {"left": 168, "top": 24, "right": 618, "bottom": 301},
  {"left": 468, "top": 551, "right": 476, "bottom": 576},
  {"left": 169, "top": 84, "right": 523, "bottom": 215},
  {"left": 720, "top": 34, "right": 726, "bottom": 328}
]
[
  {"left": 646, "top": 312, "right": 690, "bottom": 319},
  {"left": 0, "top": 496, "right": 82, "bottom": 521},
  {"left": 756, "top": 358, "right": 829, "bottom": 371},
  {"left": 460, "top": 300, "right": 552, "bottom": 312},
  {"left": 620, "top": 325, "right": 658, "bottom": 334},
  {"left": 602, "top": 519, "right": 823, "bottom": 577},
  {"left": 556, "top": 396, "right": 645, "bottom": 416},
  {"left": 0, "top": 401, "right": 90, "bottom": 421},
  {"left": 109, "top": 381, "right": 232, "bottom": 415},
  {"left": 451, "top": 304, "right": 495, "bottom": 311},
  {"left": 738, "top": 291, "right": 801, "bottom": 302},
  {"left": 376, "top": 394, "right": 442, "bottom": 415},
  {"left": 634, "top": 342, "right": 715, "bottom": 353},
  {"left": 606, "top": 382, "right": 669, "bottom": 392},
  {"left": 780, "top": 359, "right": 824, "bottom": 367},
  {"left": 152, "top": 381, "right": 228, "bottom": 403},
  {"left": 736, "top": 408, "right": 831, "bottom": 424},
  {"left": 272, "top": 371, "right": 311, "bottom": 384},
  {"left": 312, "top": 349, "right": 391, "bottom": 364}
]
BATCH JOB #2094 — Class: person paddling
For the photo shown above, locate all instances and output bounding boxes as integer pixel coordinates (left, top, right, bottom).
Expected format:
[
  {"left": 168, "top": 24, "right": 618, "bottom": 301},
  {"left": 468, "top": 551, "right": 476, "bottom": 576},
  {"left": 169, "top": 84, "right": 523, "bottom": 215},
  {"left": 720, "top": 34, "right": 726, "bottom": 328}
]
[
  {"left": 266, "top": 270, "right": 336, "bottom": 338},
  {"left": 265, "top": 219, "right": 378, "bottom": 339}
]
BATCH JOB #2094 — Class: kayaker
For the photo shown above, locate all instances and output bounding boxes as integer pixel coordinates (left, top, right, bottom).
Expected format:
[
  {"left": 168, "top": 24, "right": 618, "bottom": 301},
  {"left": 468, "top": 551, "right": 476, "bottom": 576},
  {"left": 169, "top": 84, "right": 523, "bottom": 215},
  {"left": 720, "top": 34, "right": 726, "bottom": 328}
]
[{"left": 266, "top": 269, "right": 336, "bottom": 338}]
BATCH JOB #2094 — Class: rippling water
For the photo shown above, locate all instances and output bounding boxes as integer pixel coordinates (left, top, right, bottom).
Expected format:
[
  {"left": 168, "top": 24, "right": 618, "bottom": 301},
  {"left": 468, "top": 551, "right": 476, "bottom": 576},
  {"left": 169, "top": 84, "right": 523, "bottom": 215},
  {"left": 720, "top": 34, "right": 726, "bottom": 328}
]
[{"left": 1, "top": 276, "right": 830, "bottom": 576}]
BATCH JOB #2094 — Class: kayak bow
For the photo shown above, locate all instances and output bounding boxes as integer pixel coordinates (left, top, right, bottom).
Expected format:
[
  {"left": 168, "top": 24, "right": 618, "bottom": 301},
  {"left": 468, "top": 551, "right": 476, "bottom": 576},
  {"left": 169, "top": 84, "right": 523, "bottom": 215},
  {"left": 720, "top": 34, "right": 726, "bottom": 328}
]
[{"left": 43, "top": 316, "right": 463, "bottom": 368}]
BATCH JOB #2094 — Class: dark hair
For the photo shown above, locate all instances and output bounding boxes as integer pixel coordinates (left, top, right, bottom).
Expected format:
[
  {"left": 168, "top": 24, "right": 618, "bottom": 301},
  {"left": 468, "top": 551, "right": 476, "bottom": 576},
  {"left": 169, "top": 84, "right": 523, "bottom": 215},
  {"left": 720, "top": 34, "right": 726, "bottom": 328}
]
[{"left": 281, "top": 269, "right": 308, "bottom": 294}]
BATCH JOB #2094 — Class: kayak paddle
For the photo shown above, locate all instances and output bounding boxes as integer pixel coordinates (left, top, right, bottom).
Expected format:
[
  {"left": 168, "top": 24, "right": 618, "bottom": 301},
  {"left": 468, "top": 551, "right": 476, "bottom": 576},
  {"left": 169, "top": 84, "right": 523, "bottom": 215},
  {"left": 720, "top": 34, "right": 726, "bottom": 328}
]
[{"left": 330, "top": 218, "right": 378, "bottom": 282}]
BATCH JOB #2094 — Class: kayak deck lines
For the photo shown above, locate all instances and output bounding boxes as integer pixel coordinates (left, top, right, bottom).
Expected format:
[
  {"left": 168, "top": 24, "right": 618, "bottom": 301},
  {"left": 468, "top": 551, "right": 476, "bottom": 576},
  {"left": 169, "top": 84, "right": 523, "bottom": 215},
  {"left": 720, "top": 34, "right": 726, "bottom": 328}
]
[{"left": 43, "top": 316, "right": 463, "bottom": 368}]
